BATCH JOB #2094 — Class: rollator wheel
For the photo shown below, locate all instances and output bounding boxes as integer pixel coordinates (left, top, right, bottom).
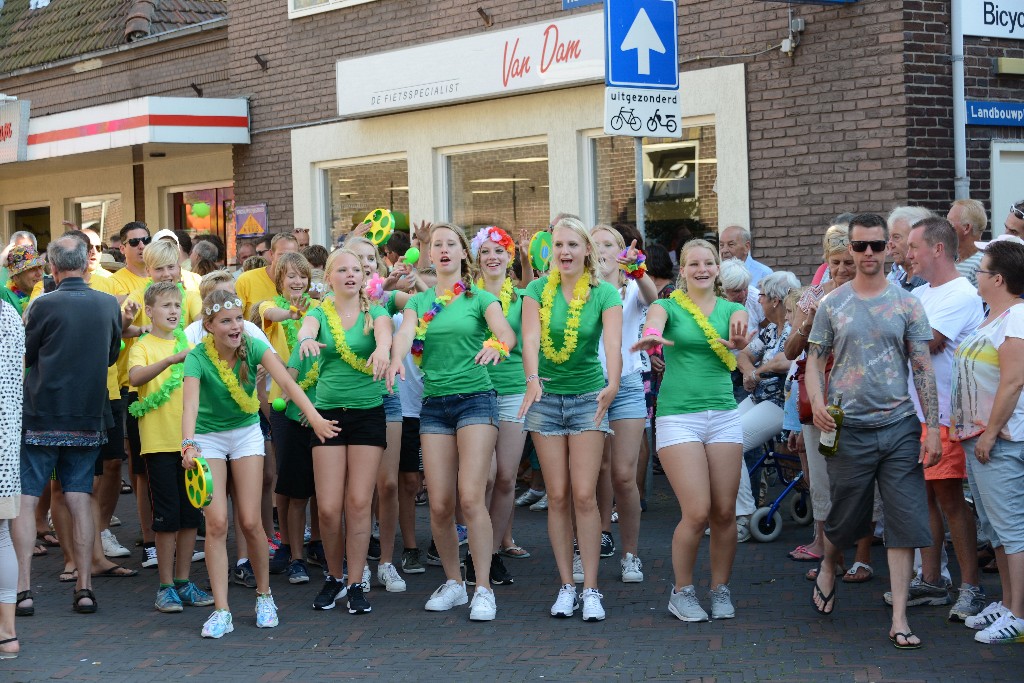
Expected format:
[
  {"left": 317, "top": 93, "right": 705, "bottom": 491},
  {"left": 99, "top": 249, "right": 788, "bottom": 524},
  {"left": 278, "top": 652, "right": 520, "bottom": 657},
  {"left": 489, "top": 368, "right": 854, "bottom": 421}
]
[
  {"left": 788, "top": 493, "right": 813, "bottom": 526},
  {"left": 749, "top": 507, "right": 783, "bottom": 543}
]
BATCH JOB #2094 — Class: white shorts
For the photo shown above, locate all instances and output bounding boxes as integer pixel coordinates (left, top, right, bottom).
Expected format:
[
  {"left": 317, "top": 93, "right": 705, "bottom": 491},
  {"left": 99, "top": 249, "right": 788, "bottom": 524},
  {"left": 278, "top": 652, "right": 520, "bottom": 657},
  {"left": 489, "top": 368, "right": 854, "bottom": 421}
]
[
  {"left": 195, "top": 423, "right": 266, "bottom": 461},
  {"left": 656, "top": 410, "right": 742, "bottom": 450}
]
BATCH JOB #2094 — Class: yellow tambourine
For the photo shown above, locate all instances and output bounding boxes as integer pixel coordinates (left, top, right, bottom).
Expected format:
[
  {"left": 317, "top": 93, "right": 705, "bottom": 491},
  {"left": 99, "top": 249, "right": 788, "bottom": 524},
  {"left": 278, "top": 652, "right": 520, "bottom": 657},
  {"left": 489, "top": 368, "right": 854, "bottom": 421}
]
[{"left": 185, "top": 457, "right": 214, "bottom": 509}]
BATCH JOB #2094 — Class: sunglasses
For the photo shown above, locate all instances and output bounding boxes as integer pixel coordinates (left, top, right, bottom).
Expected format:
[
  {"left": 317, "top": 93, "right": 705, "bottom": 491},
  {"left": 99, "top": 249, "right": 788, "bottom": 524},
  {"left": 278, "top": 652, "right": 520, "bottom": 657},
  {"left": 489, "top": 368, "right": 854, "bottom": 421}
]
[
  {"left": 1011, "top": 204, "right": 1024, "bottom": 221},
  {"left": 256, "top": 249, "right": 270, "bottom": 257},
  {"left": 89, "top": 244, "right": 102, "bottom": 252},
  {"left": 126, "top": 236, "right": 152, "bottom": 247},
  {"left": 293, "top": 228, "right": 310, "bottom": 233},
  {"left": 850, "top": 240, "right": 887, "bottom": 253}
]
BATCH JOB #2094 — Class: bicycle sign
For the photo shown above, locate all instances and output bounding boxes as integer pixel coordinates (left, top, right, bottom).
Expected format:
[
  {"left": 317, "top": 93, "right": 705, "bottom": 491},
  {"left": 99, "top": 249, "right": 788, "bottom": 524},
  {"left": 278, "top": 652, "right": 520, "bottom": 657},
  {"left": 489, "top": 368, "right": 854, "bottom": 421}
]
[
  {"left": 609, "top": 107, "right": 643, "bottom": 132},
  {"left": 603, "top": 87, "right": 681, "bottom": 138}
]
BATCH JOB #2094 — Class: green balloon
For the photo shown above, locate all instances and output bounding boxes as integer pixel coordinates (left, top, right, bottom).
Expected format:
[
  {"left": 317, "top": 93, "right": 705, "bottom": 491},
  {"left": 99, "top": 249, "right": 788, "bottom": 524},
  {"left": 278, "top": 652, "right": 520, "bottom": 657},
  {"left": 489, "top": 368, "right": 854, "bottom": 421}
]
[
  {"left": 391, "top": 211, "right": 409, "bottom": 232},
  {"left": 192, "top": 202, "right": 211, "bottom": 219},
  {"left": 403, "top": 247, "right": 420, "bottom": 265},
  {"left": 529, "top": 231, "right": 552, "bottom": 271},
  {"left": 272, "top": 398, "right": 286, "bottom": 412}
]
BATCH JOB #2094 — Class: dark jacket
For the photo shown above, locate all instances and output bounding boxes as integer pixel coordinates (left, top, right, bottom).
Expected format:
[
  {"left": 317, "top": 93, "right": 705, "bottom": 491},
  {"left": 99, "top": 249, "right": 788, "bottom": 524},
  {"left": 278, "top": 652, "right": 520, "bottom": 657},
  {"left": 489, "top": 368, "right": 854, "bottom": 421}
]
[{"left": 23, "top": 277, "right": 121, "bottom": 432}]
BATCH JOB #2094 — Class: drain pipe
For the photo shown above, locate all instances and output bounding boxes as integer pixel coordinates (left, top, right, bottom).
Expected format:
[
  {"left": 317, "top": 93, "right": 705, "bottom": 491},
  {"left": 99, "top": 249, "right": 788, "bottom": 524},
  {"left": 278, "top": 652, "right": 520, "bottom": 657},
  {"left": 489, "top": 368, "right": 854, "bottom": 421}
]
[{"left": 951, "top": 0, "right": 969, "bottom": 200}]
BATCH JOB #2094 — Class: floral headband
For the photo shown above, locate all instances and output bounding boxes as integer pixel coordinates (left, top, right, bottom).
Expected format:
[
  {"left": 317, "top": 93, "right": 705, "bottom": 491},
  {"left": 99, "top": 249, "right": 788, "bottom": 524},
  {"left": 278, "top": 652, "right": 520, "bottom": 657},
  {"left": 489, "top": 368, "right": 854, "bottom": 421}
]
[
  {"left": 470, "top": 226, "right": 515, "bottom": 260},
  {"left": 205, "top": 298, "right": 243, "bottom": 316}
]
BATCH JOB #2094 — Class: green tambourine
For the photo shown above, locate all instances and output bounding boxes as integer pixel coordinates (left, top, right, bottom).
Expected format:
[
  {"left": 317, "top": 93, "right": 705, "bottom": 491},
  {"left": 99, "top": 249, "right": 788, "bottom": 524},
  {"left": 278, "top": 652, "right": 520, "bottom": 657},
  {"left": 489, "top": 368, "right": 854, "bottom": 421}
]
[
  {"left": 529, "top": 231, "right": 552, "bottom": 272},
  {"left": 185, "top": 457, "right": 213, "bottom": 509}
]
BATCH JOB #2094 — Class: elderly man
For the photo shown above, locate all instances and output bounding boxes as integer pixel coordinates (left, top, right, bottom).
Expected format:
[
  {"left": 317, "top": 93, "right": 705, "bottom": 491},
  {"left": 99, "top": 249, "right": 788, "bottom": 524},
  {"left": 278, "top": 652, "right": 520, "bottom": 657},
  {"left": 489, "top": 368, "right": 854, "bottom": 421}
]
[
  {"left": 235, "top": 240, "right": 256, "bottom": 270},
  {"left": 0, "top": 245, "right": 45, "bottom": 315},
  {"left": 235, "top": 231, "right": 299, "bottom": 318},
  {"left": 946, "top": 199, "right": 987, "bottom": 286},
  {"left": 292, "top": 226, "right": 311, "bottom": 249},
  {"left": 12, "top": 237, "right": 123, "bottom": 616},
  {"left": 886, "top": 206, "right": 931, "bottom": 291},
  {"left": 1006, "top": 199, "right": 1024, "bottom": 238},
  {"left": 719, "top": 225, "right": 772, "bottom": 287}
]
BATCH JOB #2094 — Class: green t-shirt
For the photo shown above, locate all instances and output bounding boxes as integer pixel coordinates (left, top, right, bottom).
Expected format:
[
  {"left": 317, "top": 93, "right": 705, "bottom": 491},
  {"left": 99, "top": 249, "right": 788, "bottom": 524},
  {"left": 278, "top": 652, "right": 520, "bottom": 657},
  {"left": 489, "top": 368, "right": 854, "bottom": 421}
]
[
  {"left": 310, "top": 304, "right": 388, "bottom": 409},
  {"left": 523, "top": 277, "right": 622, "bottom": 395},
  {"left": 405, "top": 285, "right": 499, "bottom": 397},
  {"left": 184, "top": 335, "right": 270, "bottom": 434},
  {"left": 0, "top": 283, "right": 26, "bottom": 315},
  {"left": 485, "top": 287, "right": 526, "bottom": 396},
  {"left": 284, "top": 344, "right": 318, "bottom": 424},
  {"left": 654, "top": 296, "right": 746, "bottom": 416}
]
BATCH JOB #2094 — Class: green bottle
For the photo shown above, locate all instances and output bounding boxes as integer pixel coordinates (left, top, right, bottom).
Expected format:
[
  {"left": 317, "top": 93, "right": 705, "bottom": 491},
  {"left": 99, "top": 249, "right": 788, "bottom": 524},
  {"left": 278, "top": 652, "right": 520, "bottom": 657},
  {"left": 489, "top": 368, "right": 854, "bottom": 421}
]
[{"left": 818, "top": 392, "right": 844, "bottom": 458}]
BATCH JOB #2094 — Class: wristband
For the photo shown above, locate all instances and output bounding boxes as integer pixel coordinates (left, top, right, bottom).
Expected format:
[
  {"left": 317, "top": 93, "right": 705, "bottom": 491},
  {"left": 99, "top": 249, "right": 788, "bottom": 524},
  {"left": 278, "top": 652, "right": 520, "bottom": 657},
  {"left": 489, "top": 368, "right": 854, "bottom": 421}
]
[
  {"left": 643, "top": 327, "right": 664, "bottom": 354},
  {"left": 526, "top": 374, "right": 549, "bottom": 385},
  {"left": 482, "top": 338, "right": 510, "bottom": 359},
  {"left": 181, "top": 438, "right": 201, "bottom": 455},
  {"left": 298, "top": 336, "right": 317, "bottom": 346}
]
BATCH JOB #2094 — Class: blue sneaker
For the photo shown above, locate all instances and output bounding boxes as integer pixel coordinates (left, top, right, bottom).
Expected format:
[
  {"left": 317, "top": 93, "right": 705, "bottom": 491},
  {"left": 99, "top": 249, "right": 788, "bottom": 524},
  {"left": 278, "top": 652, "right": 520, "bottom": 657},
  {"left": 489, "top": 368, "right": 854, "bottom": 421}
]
[
  {"left": 176, "top": 581, "right": 214, "bottom": 607},
  {"left": 232, "top": 560, "right": 257, "bottom": 588},
  {"left": 288, "top": 559, "right": 310, "bottom": 584},
  {"left": 269, "top": 543, "right": 291, "bottom": 574},
  {"left": 201, "top": 609, "right": 234, "bottom": 638},
  {"left": 155, "top": 586, "right": 183, "bottom": 613},
  {"left": 456, "top": 524, "right": 468, "bottom": 546},
  {"left": 306, "top": 540, "right": 326, "bottom": 568}
]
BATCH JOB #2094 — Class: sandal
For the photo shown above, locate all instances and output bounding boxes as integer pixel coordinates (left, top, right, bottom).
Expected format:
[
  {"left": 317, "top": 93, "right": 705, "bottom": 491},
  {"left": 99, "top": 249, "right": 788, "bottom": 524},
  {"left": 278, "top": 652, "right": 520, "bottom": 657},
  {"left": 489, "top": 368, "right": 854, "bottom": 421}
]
[
  {"left": 889, "top": 631, "right": 922, "bottom": 650},
  {"left": 499, "top": 542, "right": 531, "bottom": 559},
  {"left": 0, "top": 637, "right": 18, "bottom": 660},
  {"left": 73, "top": 588, "right": 97, "bottom": 614},
  {"left": 15, "top": 591, "right": 33, "bottom": 617},
  {"left": 842, "top": 561, "right": 873, "bottom": 583}
]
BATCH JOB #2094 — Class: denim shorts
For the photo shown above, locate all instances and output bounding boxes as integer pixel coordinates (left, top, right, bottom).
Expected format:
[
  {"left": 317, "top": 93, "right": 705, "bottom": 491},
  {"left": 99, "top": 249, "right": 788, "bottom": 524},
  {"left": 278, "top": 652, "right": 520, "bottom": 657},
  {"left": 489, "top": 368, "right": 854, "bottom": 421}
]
[
  {"left": 496, "top": 393, "right": 526, "bottom": 424},
  {"left": 21, "top": 444, "right": 100, "bottom": 496},
  {"left": 608, "top": 372, "right": 647, "bottom": 422},
  {"left": 420, "top": 390, "right": 498, "bottom": 436},
  {"left": 963, "top": 436, "right": 1024, "bottom": 554},
  {"left": 383, "top": 392, "right": 403, "bottom": 424},
  {"left": 524, "top": 390, "right": 612, "bottom": 436}
]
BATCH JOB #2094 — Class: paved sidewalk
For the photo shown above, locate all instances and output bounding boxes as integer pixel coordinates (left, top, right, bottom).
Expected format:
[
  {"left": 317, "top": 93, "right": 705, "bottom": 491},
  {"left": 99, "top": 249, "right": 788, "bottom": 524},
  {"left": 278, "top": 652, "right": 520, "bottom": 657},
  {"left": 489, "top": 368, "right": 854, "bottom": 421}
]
[{"left": 5, "top": 475, "right": 1017, "bottom": 681}]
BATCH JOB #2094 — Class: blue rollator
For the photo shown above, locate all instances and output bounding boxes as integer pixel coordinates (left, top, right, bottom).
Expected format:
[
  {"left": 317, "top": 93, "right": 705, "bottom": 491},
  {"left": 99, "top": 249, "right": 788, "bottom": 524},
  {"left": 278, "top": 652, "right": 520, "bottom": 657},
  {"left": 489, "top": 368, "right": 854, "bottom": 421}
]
[{"left": 747, "top": 439, "right": 813, "bottom": 542}]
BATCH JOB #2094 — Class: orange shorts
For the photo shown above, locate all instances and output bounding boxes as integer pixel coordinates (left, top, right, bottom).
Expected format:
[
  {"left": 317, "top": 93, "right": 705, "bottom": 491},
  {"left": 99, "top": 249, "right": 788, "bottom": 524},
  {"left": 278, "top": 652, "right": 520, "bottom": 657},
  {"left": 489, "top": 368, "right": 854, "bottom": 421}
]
[{"left": 920, "top": 424, "right": 966, "bottom": 481}]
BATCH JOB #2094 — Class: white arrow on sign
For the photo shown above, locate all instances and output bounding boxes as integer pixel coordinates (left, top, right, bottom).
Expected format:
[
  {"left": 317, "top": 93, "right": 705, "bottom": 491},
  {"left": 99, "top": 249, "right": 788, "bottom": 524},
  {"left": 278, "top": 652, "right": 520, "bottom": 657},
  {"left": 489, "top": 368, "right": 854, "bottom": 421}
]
[{"left": 620, "top": 8, "right": 666, "bottom": 76}]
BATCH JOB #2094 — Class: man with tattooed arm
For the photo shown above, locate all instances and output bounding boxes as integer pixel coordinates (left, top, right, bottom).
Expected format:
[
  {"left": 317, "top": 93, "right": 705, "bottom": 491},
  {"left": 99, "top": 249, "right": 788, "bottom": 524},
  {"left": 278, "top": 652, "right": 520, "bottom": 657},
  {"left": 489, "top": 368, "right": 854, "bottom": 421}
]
[{"left": 804, "top": 213, "right": 942, "bottom": 651}]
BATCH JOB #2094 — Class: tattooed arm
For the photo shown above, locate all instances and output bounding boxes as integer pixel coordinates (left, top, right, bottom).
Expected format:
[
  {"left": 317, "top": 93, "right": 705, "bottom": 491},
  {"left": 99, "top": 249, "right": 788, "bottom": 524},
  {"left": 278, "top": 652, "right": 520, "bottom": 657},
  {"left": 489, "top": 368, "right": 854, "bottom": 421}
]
[
  {"left": 805, "top": 342, "right": 835, "bottom": 433},
  {"left": 908, "top": 338, "right": 942, "bottom": 467}
]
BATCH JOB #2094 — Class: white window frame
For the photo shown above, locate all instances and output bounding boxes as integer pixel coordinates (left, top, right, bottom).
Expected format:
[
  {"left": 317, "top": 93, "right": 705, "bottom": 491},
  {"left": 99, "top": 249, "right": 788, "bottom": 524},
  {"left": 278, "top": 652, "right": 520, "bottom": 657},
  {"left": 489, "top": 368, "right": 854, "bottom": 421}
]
[
  {"left": 436, "top": 135, "right": 549, "bottom": 225},
  {"left": 316, "top": 152, "right": 409, "bottom": 247},
  {"left": 288, "top": 0, "right": 377, "bottom": 21},
  {"left": 67, "top": 193, "right": 122, "bottom": 239}
]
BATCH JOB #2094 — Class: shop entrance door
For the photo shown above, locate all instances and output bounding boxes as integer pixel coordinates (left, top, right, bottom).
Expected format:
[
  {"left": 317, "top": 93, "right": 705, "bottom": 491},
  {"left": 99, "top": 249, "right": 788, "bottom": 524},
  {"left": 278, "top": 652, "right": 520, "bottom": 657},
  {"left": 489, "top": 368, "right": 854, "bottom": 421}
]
[
  {"left": 990, "top": 141, "right": 1024, "bottom": 237},
  {"left": 7, "top": 205, "right": 51, "bottom": 251}
]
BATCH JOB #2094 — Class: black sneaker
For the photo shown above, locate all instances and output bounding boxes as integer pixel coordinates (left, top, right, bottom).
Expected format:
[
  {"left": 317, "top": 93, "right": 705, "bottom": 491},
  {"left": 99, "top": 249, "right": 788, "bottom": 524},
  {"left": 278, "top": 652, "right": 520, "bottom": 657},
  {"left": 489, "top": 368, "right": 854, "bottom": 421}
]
[
  {"left": 269, "top": 543, "right": 291, "bottom": 574},
  {"left": 600, "top": 531, "right": 615, "bottom": 558},
  {"left": 232, "top": 560, "right": 257, "bottom": 588},
  {"left": 465, "top": 553, "right": 476, "bottom": 585},
  {"left": 306, "top": 540, "right": 326, "bottom": 568},
  {"left": 367, "top": 536, "right": 381, "bottom": 562},
  {"left": 425, "top": 539, "right": 442, "bottom": 566},
  {"left": 313, "top": 576, "right": 346, "bottom": 610},
  {"left": 401, "top": 548, "right": 426, "bottom": 574},
  {"left": 347, "top": 583, "right": 372, "bottom": 614},
  {"left": 490, "top": 553, "right": 514, "bottom": 585}
]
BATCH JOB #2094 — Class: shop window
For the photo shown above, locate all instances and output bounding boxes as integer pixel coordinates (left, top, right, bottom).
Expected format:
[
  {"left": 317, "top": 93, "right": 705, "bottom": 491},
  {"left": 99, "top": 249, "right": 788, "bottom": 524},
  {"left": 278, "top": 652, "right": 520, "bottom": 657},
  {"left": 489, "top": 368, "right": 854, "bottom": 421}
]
[
  {"left": 171, "top": 186, "right": 235, "bottom": 263},
  {"left": 446, "top": 142, "right": 550, "bottom": 234},
  {"left": 289, "top": 0, "right": 377, "bottom": 20},
  {"left": 324, "top": 158, "right": 409, "bottom": 246},
  {"left": 7, "top": 206, "right": 50, "bottom": 252},
  {"left": 592, "top": 124, "right": 718, "bottom": 257},
  {"left": 70, "top": 196, "right": 123, "bottom": 245}
]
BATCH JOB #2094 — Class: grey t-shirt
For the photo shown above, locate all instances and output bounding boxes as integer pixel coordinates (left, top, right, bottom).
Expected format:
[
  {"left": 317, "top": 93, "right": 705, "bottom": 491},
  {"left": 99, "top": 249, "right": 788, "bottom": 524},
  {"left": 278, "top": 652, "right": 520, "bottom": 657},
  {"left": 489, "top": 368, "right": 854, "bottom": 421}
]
[{"left": 808, "top": 282, "right": 933, "bottom": 428}]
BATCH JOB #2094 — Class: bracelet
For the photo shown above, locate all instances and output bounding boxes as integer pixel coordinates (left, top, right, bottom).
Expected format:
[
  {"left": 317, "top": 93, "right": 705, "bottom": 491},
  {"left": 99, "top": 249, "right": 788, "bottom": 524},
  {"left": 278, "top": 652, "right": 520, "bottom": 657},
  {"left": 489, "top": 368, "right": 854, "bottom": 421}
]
[
  {"left": 642, "top": 327, "right": 663, "bottom": 354},
  {"left": 526, "top": 374, "right": 549, "bottom": 385},
  {"left": 482, "top": 338, "right": 510, "bottom": 359},
  {"left": 181, "top": 438, "right": 201, "bottom": 455},
  {"left": 618, "top": 248, "right": 647, "bottom": 280},
  {"left": 298, "top": 336, "right": 317, "bottom": 346}
]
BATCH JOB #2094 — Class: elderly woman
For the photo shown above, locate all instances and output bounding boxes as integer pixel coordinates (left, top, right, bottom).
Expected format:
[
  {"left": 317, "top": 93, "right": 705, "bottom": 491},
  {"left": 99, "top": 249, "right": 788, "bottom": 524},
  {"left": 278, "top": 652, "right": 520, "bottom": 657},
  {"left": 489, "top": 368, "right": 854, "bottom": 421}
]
[
  {"left": 0, "top": 299, "right": 24, "bottom": 658},
  {"left": 720, "top": 259, "right": 763, "bottom": 407},
  {"left": 950, "top": 236, "right": 1024, "bottom": 644}
]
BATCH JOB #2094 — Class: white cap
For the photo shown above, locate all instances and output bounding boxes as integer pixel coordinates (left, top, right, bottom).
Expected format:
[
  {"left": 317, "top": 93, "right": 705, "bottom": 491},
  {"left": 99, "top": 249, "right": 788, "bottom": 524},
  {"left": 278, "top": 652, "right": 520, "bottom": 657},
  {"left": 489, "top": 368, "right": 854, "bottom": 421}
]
[
  {"left": 975, "top": 233, "right": 1024, "bottom": 250},
  {"left": 152, "top": 228, "right": 178, "bottom": 243}
]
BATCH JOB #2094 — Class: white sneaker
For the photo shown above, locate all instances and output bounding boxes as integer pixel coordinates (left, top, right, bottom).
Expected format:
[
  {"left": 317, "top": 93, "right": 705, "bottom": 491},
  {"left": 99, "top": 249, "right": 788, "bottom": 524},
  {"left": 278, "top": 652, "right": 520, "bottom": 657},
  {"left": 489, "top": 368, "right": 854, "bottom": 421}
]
[
  {"left": 974, "top": 611, "right": 1024, "bottom": 644},
  {"left": 620, "top": 553, "right": 644, "bottom": 583},
  {"left": 966, "top": 601, "right": 1009, "bottom": 630},
  {"left": 201, "top": 609, "right": 234, "bottom": 638},
  {"left": 109, "top": 515, "right": 122, "bottom": 527},
  {"left": 101, "top": 529, "right": 131, "bottom": 558},
  {"left": 255, "top": 593, "right": 279, "bottom": 628},
  {"left": 377, "top": 562, "right": 407, "bottom": 593},
  {"left": 424, "top": 580, "right": 469, "bottom": 611},
  {"left": 709, "top": 584, "right": 736, "bottom": 619},
  {"left": 141, "top": 545, "right": 159, "bottom": 568},
  {"left": 469, "top": 586, "right": 497, "bottom": 621},
  {"left": 191, "top": 550, "right": 206, "bottom": 563},
  {"left": 736, "top": 516, "right": 751, "bottom": 544},
  {"left": 361, "top": 564, "right": 372, "bottom": 593},
  {"left": 572, "top": 552, "right": 584, "bottom": 584},
  {"left": 580, "top": 588, "right": 605, "bottom": 622},
  {"left": 550, "top": 584, "right": 579, "bottom": 618},
  {"left": 669, "top": 585, "right": 709, "bottom": 622}
]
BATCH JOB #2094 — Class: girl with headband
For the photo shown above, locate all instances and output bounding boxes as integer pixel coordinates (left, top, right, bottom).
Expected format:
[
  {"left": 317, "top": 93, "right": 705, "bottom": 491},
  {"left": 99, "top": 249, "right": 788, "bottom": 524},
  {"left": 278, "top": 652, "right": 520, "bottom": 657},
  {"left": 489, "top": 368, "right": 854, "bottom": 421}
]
[
  {"left": 181, "top": 289, "right": 339, "bottom": 639},
  {"left": 387, "top": 223, "right": 516, "bottom": 622}
]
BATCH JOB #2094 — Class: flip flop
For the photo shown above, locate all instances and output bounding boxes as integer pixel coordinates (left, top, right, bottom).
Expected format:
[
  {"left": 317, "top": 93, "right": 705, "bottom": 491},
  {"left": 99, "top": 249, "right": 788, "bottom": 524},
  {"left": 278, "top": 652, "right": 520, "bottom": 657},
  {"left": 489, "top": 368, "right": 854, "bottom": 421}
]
[
  {"left": 811, "top": 568, "right": 837, "bottom": 615},
  {"left": 33, "top": 542, "right": 48, "bottom": 557},
  {"left": 0, "top": 637, "right": 18, "bottom": 660},
  {"left": 842, "top": 561, "right": 873, "bottom": 583},
  {"left": 498, "top": 543, "right": 531, "bottom": 559},
  {"left": 805, "top": 564, "right": 846, "bottom": 581},
  {"left": 889, "top": 631, "right": 922, "bottom": 650},
  {"left": 36, "top": 531, "right": 59, "bottom": 547},
  {"left": 789, "top": 545, "right": 823, "bottom": 562},
  {"left": 59, "top": 568, "right": 79, "bottom": 583},
  {"left": 92, "top": 565, "right": 138, "bottom": 578}
]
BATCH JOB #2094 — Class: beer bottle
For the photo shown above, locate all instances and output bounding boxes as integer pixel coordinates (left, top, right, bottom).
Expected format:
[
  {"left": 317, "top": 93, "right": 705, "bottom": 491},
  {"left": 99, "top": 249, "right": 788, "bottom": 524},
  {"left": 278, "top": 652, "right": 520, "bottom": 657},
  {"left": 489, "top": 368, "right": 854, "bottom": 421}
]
[{"left": 818, "top": 392, "right": 844, "bottom": 457}]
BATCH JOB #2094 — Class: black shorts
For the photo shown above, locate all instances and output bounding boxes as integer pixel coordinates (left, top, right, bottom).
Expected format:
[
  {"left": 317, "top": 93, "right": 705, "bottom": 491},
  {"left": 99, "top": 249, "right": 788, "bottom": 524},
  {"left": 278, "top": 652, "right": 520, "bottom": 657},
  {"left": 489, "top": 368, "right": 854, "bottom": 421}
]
[
  {"left": 145, "top": 452, "right": 202, "bottom": 533},
  {"left": 95, "top": 397, "right": 126, "bottom": 476},
  {"left": 275, "top": 419, "right": 315, "bottom": 500},
  {"left": 313, "top": 405, "right": 387, "bottom": 449},
  {"left": 125, "top": 390, "right": 145, "bottom": 475},
  {"left": 399, "top": 417, "right": 422, "bottom": 473}
]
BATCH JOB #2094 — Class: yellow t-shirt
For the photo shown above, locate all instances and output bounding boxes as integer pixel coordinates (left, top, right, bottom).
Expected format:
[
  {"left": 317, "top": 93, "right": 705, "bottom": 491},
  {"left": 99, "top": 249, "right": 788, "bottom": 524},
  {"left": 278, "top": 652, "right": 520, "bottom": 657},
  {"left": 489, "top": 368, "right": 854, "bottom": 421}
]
[
  {"left": 181, "top": 268, "right": 202, "bottom": 294},
  {"left": 127, "top": 333, "right": 192, "bottom": 455},
  {"left": 257, "top": 298, "right": 321, "bottom": 401},
  {"left": 101, "top": 267, "right": 151, "bottom": 388},
  {"left": 236, "top": 267, "right": 277, "bottom": 319}
]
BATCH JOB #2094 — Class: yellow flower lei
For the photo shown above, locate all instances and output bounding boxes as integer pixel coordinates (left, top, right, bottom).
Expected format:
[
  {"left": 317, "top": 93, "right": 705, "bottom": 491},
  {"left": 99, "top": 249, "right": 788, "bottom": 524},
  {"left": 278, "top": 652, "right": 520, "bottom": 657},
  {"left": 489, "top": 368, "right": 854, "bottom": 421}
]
[
  {"left": 298, "top": 361, "right": 320, "bottom": 391},
  {"left": 477, "top": 277, "right": 514, "bottom": 317},
  {"left": 322, "top": 301, "right": 374, "bottom": 376},
  {"left": 539, "top": 271, "right": 589, "bottom": 364},
  {"left": 670, "top": 290, "right": 737, "bottom": 371},
  {"left": 202, "top": 334, "right": 260, "bottom": 414}
]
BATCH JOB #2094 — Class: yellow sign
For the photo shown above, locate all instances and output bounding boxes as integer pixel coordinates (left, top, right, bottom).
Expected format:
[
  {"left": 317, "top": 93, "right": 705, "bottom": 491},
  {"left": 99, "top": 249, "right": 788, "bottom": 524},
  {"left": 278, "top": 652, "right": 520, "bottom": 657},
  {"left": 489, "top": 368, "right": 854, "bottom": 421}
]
[{"left": 238, "top": 215, "right": 264, "bottom": 236}]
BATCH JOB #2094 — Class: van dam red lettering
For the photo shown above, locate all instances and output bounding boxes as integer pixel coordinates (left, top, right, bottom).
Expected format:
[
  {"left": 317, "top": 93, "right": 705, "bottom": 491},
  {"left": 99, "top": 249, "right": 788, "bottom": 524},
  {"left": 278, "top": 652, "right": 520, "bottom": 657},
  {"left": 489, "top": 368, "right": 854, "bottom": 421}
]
[
  {"left": 0, "top": 123, "right": 12, "bottom": 143},
  {"left": 502, "top": 38, "right": 531, "bottom": 87},
  {"left": 540, "top": 24, "right": 582, "bottom": 73}
]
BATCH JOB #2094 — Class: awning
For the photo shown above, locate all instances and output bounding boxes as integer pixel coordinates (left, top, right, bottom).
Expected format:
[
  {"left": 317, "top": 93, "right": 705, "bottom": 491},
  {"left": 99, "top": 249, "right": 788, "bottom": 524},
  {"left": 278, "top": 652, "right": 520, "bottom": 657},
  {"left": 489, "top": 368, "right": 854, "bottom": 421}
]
[{"left": 26, "top": 96, "right": 249, "bottom": 161}]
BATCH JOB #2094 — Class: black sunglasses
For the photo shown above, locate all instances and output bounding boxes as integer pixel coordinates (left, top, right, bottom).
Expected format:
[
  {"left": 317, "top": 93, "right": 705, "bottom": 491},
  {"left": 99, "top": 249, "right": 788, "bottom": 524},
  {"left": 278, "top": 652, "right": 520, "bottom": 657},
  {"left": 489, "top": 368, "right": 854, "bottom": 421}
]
[
  {"left": 126, "top": 236, "right": 152, "bottom": 247},
  {"left": 1011, "top": 203, "right": 1024, "bottom": 221},
  {"left": 256, "top": 249, "right": 270, "bottom": 257},
  {"left": 850, "top": 240, "right": 887, "bottom": 253}
]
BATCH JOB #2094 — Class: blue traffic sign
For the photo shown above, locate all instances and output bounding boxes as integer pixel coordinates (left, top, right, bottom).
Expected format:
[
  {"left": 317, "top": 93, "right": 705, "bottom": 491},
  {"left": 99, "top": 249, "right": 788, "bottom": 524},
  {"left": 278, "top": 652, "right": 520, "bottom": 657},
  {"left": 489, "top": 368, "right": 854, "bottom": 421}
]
[{"left": 605, "top": 0, "right": 678, "bottom": 90}]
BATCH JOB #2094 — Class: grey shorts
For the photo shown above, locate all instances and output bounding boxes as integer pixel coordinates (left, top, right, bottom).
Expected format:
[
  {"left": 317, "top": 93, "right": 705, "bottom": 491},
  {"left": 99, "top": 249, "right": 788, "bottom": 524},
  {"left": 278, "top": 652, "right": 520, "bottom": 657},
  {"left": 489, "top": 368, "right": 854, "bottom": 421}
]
[{"left": 824, "top": 414, "right": 931, "bottom": 549}]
